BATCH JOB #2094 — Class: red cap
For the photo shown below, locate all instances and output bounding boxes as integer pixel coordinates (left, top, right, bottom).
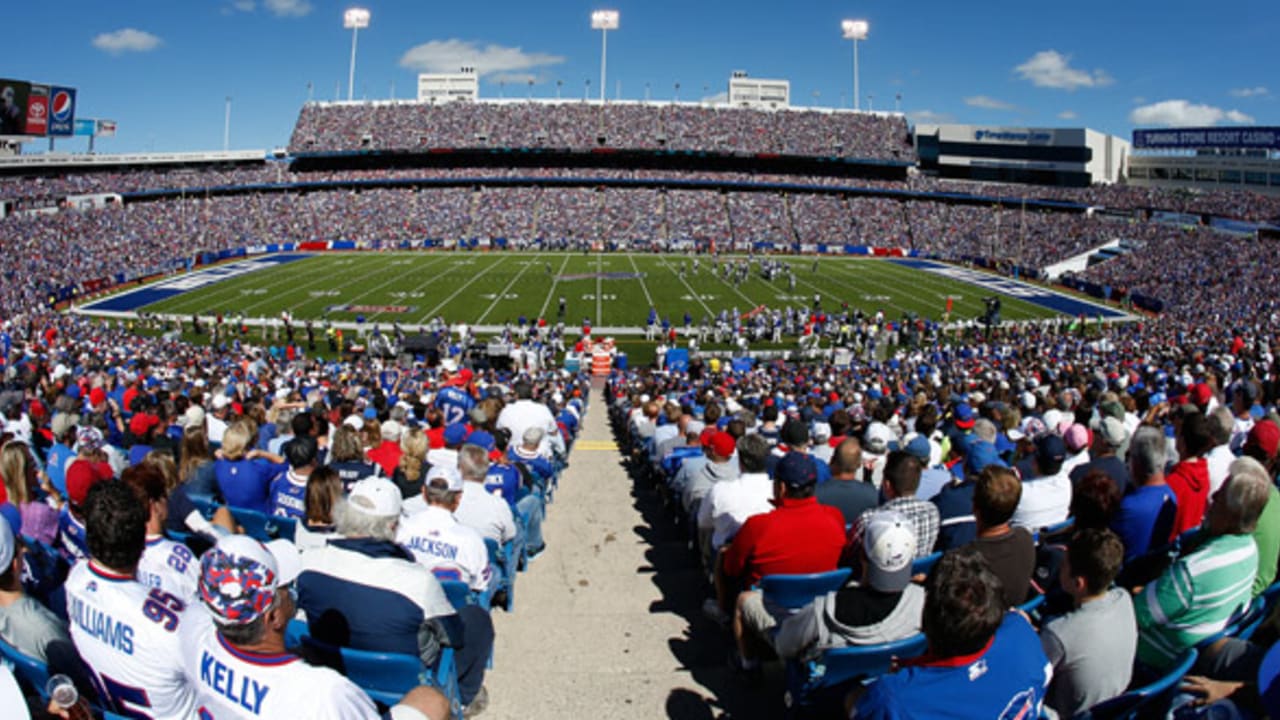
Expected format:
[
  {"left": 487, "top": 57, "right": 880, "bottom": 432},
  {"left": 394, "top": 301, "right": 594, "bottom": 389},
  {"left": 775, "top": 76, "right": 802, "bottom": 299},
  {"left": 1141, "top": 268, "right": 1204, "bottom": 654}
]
[
  {"left": 699, "top": 428, "right": 718, "bottom": 448},
  {"left": 709, "top": 432, "right": 737, "bottom": 459},
  {"left": 66, "top": 459, "right": 113, "bottom": 507},
  {"left": 129, "top": 413, "right": 160, "bottom": 437},
  {"left": 1246, "top": 420, "right": 1280, "bottom": 460},
  {"left": 450, "top": 368, "right": 474, "bottom": 387},
  {"left": 1192, "top": 383, "right": 1213, "bottom": 407},
  {"left": 89, "top": 387, "right": 107, "bottom": 407}
]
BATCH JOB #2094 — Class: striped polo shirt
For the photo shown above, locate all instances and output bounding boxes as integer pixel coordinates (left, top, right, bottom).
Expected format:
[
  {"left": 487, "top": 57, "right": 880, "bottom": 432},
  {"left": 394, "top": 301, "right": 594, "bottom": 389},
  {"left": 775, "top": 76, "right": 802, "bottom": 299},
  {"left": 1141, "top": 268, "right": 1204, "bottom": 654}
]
[{"left": 1135, "top": 532, "right": 1257, "bottom": 670}]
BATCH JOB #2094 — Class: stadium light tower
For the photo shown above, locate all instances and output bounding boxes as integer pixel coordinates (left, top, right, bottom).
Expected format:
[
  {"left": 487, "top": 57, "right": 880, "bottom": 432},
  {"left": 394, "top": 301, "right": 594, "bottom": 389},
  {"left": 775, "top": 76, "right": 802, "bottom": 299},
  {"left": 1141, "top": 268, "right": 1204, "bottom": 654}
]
[
  {"left": 591, "top": 10, "right": 619, "bottom": 104},
  {"left": 841, "top": 19, "right": 869, "bottom": 111},
  {"left": 343, "top": 7, "right": 370, "bottom": 102}
]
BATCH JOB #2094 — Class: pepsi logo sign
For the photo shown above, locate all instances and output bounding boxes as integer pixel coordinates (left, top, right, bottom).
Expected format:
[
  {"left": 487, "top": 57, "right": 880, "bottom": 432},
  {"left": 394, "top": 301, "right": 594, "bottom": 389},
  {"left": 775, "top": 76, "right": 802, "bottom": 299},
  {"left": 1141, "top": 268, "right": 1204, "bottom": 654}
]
[{"left": 52, "top": 91, "right": 73, "bottom": 120}]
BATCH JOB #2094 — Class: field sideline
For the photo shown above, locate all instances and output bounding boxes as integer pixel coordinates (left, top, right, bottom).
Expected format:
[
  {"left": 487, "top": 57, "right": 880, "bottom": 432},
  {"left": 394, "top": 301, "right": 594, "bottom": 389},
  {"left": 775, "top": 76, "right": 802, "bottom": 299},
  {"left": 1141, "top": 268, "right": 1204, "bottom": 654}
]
[{"left": 76, "top": 251, "right": 1126, "bottom": 332}]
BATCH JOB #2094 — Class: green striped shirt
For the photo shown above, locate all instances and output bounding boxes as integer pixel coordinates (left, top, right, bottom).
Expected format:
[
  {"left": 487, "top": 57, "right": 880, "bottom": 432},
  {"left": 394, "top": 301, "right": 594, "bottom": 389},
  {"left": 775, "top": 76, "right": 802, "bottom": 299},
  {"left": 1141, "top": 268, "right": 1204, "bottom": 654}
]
[{"left": 1135, "top": 533, "right": 1257, "bottom": 670}]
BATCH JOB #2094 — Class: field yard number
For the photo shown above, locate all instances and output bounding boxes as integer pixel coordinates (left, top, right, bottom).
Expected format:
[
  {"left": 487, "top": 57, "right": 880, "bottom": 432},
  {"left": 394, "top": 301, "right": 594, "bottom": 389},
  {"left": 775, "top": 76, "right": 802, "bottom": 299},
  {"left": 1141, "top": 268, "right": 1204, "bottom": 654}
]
[
  {"left": 239, "top": 289, "right": 267, "bottom": 296},
  {"left": 309, "top": 290, "right": 340, "bottom": 298},
  {"left": 391, "top": 291, "right": 426, "bottom": 299},
  {"left": 582, "top": 294, "right": 617, "bottom": 301},
  {"left": 680, "top": 294, "right": 717, "bottom": 301},
  {"left": 481, "top": 293, "right": 520, "bottom": 300}
]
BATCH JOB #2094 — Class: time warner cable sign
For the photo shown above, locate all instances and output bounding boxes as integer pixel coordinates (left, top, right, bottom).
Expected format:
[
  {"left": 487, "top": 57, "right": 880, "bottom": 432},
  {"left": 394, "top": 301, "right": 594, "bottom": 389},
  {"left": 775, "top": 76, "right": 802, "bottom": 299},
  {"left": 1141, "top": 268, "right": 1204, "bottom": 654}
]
[{"left": 1133, "top": 127, "right": 1280, "bottom": 150}]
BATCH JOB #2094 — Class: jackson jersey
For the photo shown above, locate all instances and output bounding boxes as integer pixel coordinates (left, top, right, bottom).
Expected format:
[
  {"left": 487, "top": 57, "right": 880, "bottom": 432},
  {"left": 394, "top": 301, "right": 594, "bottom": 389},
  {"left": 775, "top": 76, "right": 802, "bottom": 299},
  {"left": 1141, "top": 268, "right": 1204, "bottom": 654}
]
[
  {"left": 397, "top": 506, "right": 492, "bottom": 591},
  {"left": 65, "top": 560, "right": 198, "bottom": 720},
  {"left": 137, "top": 536, "right": 201, "bottom": 603},
  {"left": 182, "top": 611, "right": 379, "bottom": 719}
]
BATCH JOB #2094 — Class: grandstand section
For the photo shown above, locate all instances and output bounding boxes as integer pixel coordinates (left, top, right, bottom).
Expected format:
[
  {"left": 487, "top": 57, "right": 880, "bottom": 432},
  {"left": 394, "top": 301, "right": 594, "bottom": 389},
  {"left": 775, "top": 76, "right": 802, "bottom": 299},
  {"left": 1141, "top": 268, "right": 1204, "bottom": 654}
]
[{"left": 1128, "top": 125, "right": 1280, "bottom": 196}]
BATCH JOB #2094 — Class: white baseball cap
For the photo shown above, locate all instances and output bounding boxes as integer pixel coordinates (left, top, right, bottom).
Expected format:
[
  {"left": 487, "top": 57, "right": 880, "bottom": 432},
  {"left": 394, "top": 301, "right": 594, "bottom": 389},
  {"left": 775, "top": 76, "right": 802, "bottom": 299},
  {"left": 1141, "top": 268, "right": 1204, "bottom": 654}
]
[
  {"left": 862, "top": 510, "right": 917, "bottom": 592},
  {"left": 426, "top": 465, "right": 464, "bottom": 492},
  {"left": 347, "top": 478, "right": 402, "bottom": 517}
]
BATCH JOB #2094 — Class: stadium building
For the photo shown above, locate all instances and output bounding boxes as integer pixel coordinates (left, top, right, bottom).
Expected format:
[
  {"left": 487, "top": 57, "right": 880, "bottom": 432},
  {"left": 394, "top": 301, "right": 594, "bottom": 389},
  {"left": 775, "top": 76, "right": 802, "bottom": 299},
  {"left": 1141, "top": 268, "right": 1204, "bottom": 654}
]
[
  {"left": 913, "top": 124, "right": 1129, "bottom": 187},
  {"left": 1126, "top": 126, "right": 1280, "bottom": 195}
]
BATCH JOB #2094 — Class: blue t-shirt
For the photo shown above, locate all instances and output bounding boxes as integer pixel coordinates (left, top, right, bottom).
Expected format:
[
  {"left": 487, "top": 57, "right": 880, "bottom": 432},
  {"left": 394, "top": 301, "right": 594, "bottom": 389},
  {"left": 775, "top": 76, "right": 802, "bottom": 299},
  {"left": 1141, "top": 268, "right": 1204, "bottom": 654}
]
[
  {"left": 435, "top": 387, "right": 476, "bottom": 427},
  {"left": 45, "top": 443, "right": 75, "bottom": 497},
  {"left": 269, "top": 473, "right": 308, "bottom": 520},
  {"left": 483, "top": 464, "right": 521, "bottom": 505},
  {"left": 1111, "top": 484, "right": 1178, "bottom": 562},
  {"left": 215, "top": 457, "right": 286, "bottom": 514},
  {"left": 932, "top": 481, "right": 977, "bottom": 552},
  {"left": 855, "top": 614, "right": 1050, "bottom": 720}
]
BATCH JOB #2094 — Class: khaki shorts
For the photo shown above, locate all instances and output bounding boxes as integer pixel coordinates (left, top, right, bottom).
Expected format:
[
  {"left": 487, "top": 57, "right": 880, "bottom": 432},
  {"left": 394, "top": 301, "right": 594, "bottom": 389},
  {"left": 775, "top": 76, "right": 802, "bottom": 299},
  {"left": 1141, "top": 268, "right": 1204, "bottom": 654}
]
[{"left": 739, "top": 590, "right": 780, "bottom": 637}]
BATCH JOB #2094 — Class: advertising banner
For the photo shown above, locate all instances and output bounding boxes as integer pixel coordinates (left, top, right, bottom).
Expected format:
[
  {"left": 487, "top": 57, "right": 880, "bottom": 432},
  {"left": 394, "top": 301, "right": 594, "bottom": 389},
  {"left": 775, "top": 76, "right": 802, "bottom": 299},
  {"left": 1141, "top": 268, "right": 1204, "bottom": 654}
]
[
  {"left": 24, "top": 84, "right": 48, "bottom": 136},
  {"left": 1133, "top": 127, "right": 1280, "bottom": 151},
  {"left": 73, "top": 118, "right": 96, "bottom": 136},
  {"left": 0, "top": 79, "right": 31, "bottom": 135},
  {"left": 96, "top": 119, "right": 117, "bottom": 137},
  {"left": 48, "top": 87, "right": 76, "bottom": 136}
]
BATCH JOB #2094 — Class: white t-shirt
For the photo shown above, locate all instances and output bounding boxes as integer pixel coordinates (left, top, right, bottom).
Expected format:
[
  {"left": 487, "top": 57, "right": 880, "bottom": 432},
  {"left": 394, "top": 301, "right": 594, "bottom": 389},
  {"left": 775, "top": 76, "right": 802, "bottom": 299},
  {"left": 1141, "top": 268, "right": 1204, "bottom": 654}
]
[
  {"left": 65, "top": 560, "right": 198, "bottom": 720},
  {"left": 454, "top": 482, "right": 517, "bottom": 544},
  {"left": 703, "top": 471, "right": 774, "bottom": 550},
  {"left": 397, "top": 505, "right": 492, "bottom": 592},
  {"left": 1011, "top": 472, "right": 1073, "bottom": 531}
]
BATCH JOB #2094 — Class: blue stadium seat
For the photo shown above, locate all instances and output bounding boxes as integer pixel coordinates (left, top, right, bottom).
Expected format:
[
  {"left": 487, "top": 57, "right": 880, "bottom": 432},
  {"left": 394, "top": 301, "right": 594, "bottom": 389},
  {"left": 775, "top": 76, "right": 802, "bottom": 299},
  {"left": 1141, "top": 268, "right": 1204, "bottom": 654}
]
[
  {"left": 298, "top": 634, "right": 462, "bottom": 719},
  {"left": 0, "top": 634, "right": 50, "bottom": 702},
  {"left": 759, "top": 569, "right": 852, "bottom": 613},
  {"left": 1071, "top": 648, "right": 1197, "bottom": 720},
  {"left": 1239, "top": 581, "right": 1280, "bottom": 641},
  {"left": 910, "top": 551, "right": 942, "bottom": 578},
  {"left": 227, "top": 506, "right": 295, "bottom": 542},
  {"left": 187, "top": 493, "right": 219, "bottom": 519},
  {"left": 783, "top": 633, "right": 928, "bottom": 717},
  {"left": 484, "top": 537, "right": 515, "bottom": 612},
  {"left": 439, "top": 579, "right": 489, "bottom": 612}
]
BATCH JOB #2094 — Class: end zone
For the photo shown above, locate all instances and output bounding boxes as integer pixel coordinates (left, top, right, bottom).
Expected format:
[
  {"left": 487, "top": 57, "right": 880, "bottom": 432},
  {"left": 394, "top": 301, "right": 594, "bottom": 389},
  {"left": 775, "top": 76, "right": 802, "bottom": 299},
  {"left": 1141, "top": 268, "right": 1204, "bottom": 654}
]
[
  {"left": 890, "top": 259, "right": 1133, "bottom": 320},
  {"left": 78, "top": 253, "right": 312, "bottom": 313}
]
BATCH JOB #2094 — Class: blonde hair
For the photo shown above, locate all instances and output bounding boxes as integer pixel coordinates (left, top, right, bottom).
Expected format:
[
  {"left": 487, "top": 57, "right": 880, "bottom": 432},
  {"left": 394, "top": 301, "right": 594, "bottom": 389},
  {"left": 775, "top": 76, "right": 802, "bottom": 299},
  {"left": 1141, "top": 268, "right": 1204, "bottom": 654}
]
[
  {"left": 221, "top": 420, "right": 255, "bottom": 460},
  {"left": 398, "top": 428, "right": 429, "bottom": 483},
  {"left": 0, "top": 443, "right": 31, "bottom": 505}
]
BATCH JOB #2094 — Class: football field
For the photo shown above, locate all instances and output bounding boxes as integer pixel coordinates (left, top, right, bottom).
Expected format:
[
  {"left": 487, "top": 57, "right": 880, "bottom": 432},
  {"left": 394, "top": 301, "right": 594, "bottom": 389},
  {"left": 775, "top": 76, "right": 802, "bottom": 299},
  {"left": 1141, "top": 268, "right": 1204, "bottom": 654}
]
[{"left": 79, "top": 251, "right": 1125, "bottom": 331}]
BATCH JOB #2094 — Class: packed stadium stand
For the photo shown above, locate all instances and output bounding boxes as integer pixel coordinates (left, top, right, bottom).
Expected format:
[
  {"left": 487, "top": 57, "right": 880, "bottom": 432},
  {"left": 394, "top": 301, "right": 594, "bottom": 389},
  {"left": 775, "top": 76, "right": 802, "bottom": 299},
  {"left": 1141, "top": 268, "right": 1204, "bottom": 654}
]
[{"left": 2, "top": 99, "right": 1280, "bottom": 719}]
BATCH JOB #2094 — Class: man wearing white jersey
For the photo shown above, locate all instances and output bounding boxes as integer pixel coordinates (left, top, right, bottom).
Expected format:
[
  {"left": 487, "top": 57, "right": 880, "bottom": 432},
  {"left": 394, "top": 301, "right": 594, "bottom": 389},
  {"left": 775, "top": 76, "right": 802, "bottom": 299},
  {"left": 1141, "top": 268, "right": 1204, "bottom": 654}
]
[
  {"left": 453, "top": 445, "right": 519, "bottom": 547},
  {"left": 496, "top": 381, "right": 563, "bottom": 457},
  {"left": 397, "top": 466, "right": 492, "bottom": 593},
  {"left": 124, "top": 463, "right": 201, "bottom": 602},
  {"left": 64, "top": 480, "right": 198, "bottom": 720},
  {"left": 187, "top": 534, "right": 449, "bottom": 719}
]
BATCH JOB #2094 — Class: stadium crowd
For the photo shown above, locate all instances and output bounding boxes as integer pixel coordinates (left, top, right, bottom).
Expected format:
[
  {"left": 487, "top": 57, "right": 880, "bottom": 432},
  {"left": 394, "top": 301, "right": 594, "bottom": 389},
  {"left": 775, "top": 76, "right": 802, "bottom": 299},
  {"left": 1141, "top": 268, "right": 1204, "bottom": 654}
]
[
  {"left": 287, "top": 101, "right": 915, "bottom": 161},
  {"left": 611, "top": 310, "right": 1280, "bottom": 717},
  {"left": 0, "top": 302, "right": 589, "bottom": 718}
]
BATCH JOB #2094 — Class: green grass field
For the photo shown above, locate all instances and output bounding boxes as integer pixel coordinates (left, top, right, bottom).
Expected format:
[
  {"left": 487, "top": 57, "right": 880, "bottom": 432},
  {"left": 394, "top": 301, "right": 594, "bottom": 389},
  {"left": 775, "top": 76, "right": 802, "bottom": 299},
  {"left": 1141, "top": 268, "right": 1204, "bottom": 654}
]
[{"left": 107, "top": 252, "right": 1067, "bottom": 330}]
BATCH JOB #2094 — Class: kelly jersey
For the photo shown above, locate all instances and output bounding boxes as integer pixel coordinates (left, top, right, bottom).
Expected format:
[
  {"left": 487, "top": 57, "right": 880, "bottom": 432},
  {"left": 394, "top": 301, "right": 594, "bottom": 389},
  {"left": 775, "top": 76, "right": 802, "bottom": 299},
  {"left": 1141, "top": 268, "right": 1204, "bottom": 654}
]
[
  {"left": 182, "top": 611, "right": 379, "bottom": 720},
  {"left": 137, "top": 536, "right": 201, "bottom": 603},
  {"left": 435, "top": 387, "right": 476, "bottom": 427},
  {"left": 397, "top": 506, "right": 492, "bottom": 592},
  {"left": 65, "top": 561, "right": 198, "bottom": 720}
]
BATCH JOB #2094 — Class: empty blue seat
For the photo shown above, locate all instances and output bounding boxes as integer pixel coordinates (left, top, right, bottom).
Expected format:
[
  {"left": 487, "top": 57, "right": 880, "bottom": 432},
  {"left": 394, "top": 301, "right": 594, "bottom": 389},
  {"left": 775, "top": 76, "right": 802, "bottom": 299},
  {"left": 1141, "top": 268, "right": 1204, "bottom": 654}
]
[
  {"left": 910, "top": 551, "right": 942, "bottom": 577},
  {"left": 484, "top": 537, "right": 515, "bottom": 612}
]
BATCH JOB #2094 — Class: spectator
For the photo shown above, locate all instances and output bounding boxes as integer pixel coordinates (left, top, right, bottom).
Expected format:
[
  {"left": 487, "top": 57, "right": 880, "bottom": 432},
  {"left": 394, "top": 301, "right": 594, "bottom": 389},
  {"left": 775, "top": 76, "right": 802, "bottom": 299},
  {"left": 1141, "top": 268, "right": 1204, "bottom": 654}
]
[
  {"left": 367, "top": 418, "right": 404, "bottom": 478},
  {"left": 453, "top": 444, "right": 520, "bottom": 547},
  {"left": 190, "top": 533, "right": 451, "bottom": 719},
  {"left": 1135, "top": 458, "right": 1270, "bottom": 672},
  {"left": 1166, "top": 411, "right": 1214, "bottom": 536},
  {"left": 397, "top": 465, "right": 492, "bottom": 593},
  {"left": 1069, "top": 417, "right": 1130, "bottom": 495},
  {"left": 1112, "top": 426, "right": 1178, "bottom": 562},
  {"left": 1040, "top": 529, "right": 1137, "bottom": 719},
  {"left": 214, "top": 420, "right": 286, "bottom": 514},
  {"left": 268, "top": 436, "right": 317, "bottom": 520},
  {"left": 1012, "top": 434, "right": 1072, "bottom": 531},
  {"left": 294, "top": 465, "right": 343, "bottom": 550},
  {"left": 296, "top": 477, "right": 493, "bottom": 712},
  {"left": 392, "top": 427, "right": 431, "bottom": 500},
  {"left": 63, "top": 480, "right": 198, "bottom": 717},
  {"left": 774, "top": 509, "right": 924, "bottom": 661},
  {"left": 0, "top": 514, "right": 70, "bottom": 663},
  {"left": 1205, "top": 407, "right": 1237, "bottom": 495},
  {"left": 123, "top": 463, "right": 200, "bottom": 602},
  {"left": 701, "top": 433, "right": 774, "bottom": 554},
  {"left": 329, "top": 424, "right": 381, "bottom": 492},
  {"left": 850, "top": 548, "right": 1051, "bottom": 718},
  {"left": 848, "top": 451, "right": 939, "bottom": 561},
  {"left": 1, "top": 442, "right": 58, "bottom": 544},
  {"left": 817, "top": 438, "right": 879, "bottom": 526},
  {"left": 966, "top": 466, "right": 1035, "bottom": 609}
]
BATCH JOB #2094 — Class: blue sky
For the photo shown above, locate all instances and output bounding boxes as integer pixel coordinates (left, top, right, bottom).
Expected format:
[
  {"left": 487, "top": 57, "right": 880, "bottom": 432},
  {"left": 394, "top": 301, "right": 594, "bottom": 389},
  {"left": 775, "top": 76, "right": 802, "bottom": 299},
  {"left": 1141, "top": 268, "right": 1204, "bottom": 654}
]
[{"left": 4, "top": 0, "right": 1275, "bottom": 153}]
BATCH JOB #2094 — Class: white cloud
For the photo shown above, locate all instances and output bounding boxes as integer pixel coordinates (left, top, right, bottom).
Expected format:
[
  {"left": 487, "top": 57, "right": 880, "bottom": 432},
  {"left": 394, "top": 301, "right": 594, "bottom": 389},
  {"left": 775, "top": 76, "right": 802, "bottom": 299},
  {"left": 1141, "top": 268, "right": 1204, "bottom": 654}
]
[
  {"left": 1057, "top": 110, "right": 1078, "bottom": 120},
  {"left": 264, "top": 0, "right": 311, "bottom": 17},
  {"left": 92, "top": 28, "right": 162, "bottom": 54},
  {"left": 907, "top": 109, "right": 954, "bottom": 125},
  {"left": 1230, "top": 86, "right": 1269, "bottom": 98},
  {"left": 231, "top": 0, "right": 256, "bottom": 11},
  {"left": 1014, "top": 50, "right": 1113, "bottom": 90},
  {"left": 964, "top": 95, "right": 1017, "bottom": 111},
  {"left": 1129, "top": 99, "right": 1255, "bottom": 127},
  {"left": 399, "top": 39, "right": 566, "bottom": 78}
]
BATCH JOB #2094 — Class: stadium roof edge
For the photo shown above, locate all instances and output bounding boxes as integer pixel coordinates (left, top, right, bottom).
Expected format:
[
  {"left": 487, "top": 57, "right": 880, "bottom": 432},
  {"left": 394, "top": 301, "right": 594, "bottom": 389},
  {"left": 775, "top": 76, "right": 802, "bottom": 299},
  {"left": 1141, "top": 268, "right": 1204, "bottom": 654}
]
[{"left": 0, "top": 149, "right": 269, "bottom": 172}]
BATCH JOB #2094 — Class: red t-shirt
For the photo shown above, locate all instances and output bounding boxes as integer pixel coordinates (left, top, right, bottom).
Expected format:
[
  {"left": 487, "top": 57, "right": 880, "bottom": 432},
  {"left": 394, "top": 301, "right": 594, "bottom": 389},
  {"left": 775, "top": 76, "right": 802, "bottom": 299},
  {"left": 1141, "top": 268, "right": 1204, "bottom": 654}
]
[
  {"left": 722, "top": 496, "right": 846, "bottom": 587},
  {"left": 367, "top": 440, "right": 403, "bottom": 478},
  {"left": 1166, "top": 457, "right": 1210, "bottom": 537}
]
